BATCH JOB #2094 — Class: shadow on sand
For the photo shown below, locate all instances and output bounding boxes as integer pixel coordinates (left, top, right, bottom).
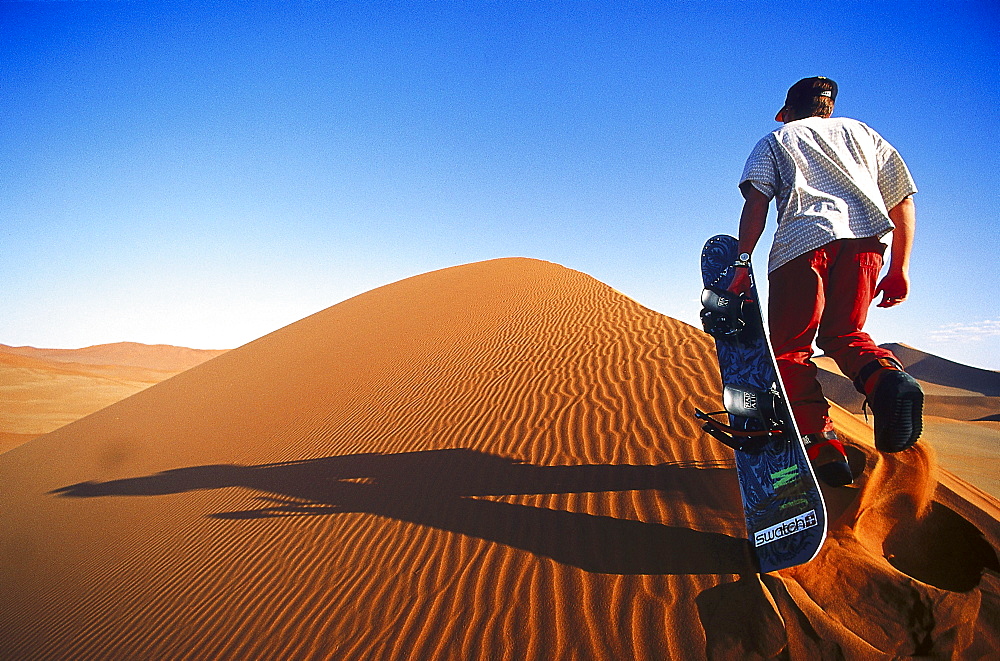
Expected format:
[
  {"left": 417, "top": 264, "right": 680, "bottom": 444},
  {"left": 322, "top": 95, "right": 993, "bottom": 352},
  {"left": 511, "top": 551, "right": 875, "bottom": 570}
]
[{"left": 53, "top": 448, "right": 754, "bottom": 576}]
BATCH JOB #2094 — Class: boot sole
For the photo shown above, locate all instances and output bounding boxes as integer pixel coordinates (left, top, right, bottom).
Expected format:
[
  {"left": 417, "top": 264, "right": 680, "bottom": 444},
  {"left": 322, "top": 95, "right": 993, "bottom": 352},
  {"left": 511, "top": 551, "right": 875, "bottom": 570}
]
[{"left": 874, "top": 375, "right": 924, "bottom": 453}]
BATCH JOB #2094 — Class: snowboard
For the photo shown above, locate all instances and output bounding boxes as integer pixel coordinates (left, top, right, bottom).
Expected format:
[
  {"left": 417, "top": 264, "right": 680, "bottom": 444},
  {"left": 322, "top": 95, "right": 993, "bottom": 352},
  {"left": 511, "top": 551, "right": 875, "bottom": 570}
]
[{"left": 696, "top": 234, "right": 827, "bottom": 573}]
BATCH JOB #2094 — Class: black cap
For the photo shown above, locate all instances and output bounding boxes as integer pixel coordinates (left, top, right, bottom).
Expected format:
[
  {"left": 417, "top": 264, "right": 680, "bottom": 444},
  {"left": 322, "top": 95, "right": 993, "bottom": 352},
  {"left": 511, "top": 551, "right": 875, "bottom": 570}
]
[{"left": 776, "top": 77, "right": 838, "bottom": 120}]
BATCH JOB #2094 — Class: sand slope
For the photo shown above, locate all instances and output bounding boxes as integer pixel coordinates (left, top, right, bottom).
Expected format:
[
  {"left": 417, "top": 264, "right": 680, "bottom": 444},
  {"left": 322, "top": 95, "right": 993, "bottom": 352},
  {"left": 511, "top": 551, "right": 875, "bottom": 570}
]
[
  {"left": 0, "top": 343, "right": 226, "bottom": 452},
  {"left": 1, "top": 258, "right": 997, "bottom": 659}
]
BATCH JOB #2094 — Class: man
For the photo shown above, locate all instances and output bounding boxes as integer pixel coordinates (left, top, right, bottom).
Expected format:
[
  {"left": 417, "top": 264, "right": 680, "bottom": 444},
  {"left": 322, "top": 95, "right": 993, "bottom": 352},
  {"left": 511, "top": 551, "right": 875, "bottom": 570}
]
[{"left": 729, "top": 76, "right": 923, "bottom": 487}]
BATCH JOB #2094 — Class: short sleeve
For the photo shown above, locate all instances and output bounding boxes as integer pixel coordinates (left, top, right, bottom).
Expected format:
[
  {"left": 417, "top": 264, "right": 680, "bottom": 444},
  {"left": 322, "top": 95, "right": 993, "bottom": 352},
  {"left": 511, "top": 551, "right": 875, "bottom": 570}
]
[
  {"left": 740, "top": 136, "right": 779, "bottom": 199},
  {"left": 876, "top": 140, "right": 918, "bottom": 209}
]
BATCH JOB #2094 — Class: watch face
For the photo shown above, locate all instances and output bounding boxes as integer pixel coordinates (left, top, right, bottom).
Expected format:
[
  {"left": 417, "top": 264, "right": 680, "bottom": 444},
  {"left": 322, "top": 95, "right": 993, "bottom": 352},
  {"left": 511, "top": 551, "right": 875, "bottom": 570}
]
[{"left": 738, "top": 252, "right": 751, "bottom": 262}]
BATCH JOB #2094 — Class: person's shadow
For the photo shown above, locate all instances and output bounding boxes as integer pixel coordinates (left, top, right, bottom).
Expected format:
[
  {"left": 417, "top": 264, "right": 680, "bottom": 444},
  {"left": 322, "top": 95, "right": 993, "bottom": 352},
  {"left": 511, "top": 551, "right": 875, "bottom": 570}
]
[{"left": 52, "top": 448, "right": 754, "bottom": 575}]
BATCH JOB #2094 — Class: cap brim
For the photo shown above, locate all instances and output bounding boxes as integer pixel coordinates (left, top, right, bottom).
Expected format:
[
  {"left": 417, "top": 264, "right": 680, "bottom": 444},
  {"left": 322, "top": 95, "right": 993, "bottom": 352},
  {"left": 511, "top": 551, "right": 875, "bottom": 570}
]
[{"left": 775, "top": 108, "right": 784, "bottom": 122}]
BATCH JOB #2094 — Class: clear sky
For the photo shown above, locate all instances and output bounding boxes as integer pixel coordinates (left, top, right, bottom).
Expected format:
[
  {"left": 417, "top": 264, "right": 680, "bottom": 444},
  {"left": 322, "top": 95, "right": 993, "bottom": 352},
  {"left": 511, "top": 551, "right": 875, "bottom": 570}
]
[{"left": 3, "top": 1, "right": 998, "bottom": 369}]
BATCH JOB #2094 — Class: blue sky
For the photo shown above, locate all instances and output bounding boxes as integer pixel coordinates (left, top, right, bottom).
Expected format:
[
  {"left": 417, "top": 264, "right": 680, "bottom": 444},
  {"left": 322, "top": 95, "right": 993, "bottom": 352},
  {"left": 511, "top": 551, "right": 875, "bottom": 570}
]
[{"left": 2, "top": 1, "right": 998, "bottom": 369}]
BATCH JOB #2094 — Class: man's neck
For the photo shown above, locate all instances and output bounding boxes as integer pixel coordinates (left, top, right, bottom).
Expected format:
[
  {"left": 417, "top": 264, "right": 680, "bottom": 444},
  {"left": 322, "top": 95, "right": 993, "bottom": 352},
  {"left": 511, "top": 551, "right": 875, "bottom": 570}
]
[{"left": 785, "top": 113, "right": 831, "bottom": 124}]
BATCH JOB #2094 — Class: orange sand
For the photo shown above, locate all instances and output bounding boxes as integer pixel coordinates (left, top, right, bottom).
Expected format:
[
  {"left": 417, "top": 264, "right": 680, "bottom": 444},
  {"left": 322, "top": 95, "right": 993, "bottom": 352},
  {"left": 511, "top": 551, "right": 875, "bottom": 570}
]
[{"left": 1, "top": 259, "right": 997, "bottom": 659}]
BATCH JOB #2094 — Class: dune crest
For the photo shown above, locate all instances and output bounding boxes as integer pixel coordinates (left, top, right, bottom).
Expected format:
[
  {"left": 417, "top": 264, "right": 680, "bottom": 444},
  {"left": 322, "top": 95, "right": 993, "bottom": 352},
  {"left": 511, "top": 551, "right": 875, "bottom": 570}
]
[{"left": 1, "top": 258, "right": 997, "bottom": 659}]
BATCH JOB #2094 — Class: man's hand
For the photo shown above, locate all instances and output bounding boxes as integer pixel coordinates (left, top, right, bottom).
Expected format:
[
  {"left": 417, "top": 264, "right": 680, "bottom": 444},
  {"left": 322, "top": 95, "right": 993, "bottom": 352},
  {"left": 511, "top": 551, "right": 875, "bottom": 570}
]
[
  {"left": 874, "top": 271, "right": 909, "bottom": 307},
  {"left": 728, "top": 267, "right": 752, "bottom": 296}
]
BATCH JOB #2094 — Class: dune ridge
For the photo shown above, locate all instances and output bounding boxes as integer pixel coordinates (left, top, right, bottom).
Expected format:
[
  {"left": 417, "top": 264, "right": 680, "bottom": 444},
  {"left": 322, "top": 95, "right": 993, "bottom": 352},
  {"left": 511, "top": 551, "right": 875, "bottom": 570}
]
[
  {"left": 0, "top": 342, "right": 228, "bottom": 372},
  {"left": 1, "top": 258, "right": 997, "bottom": 659}
]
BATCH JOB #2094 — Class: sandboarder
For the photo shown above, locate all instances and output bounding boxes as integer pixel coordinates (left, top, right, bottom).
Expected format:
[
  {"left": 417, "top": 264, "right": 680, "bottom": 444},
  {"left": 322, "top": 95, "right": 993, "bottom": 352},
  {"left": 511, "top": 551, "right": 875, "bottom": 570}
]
[{"left": 728, "top": 77, "right": 924, "bottom": 487}]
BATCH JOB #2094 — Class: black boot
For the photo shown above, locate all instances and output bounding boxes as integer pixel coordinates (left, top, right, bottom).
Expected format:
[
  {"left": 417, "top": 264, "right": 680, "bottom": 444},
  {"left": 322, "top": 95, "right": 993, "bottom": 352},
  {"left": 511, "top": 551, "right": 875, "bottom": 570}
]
[
  {"left": 803, "top": 431, "right": 854, "bottom": 487},
  {"left": 854, "top": 357, "right": 924, "bottom": 453}
]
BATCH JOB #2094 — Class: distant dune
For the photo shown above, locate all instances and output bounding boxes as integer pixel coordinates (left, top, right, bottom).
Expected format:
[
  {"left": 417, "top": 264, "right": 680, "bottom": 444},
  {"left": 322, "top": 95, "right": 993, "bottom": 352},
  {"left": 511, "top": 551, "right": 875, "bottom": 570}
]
[
  {"left": 1, "top": 342, "right": 229, "bottom": 372},
  {"left": 883, "top": 343, "right": 1000, "bottom": 396},
  {"left": 1, "top": 259, "right": 997, "bottom": 659},
  {"left": 0, "top": 343, "right": 226, "bottom": 452}
]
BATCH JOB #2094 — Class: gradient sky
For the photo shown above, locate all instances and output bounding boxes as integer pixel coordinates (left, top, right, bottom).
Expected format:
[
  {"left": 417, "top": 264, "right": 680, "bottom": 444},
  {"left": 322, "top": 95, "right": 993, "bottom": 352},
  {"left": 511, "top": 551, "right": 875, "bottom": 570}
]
[{"left": 3, "top": 1, "right": 999, "bottom": 369}]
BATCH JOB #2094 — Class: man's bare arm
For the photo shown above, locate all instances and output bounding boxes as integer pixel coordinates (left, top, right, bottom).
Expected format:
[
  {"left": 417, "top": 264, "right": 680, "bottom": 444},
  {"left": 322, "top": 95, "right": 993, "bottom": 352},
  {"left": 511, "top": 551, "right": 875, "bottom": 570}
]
[
  {"left": 728, "top": 182, "right": 770, "bottom": 295},
  {"left": 875, "top": 196, "right": 915, "bottom": 308}
]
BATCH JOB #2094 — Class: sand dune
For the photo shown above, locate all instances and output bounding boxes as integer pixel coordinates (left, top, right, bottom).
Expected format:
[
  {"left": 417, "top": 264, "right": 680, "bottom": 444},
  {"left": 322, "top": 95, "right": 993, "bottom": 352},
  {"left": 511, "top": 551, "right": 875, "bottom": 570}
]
[
  {"left": 1, "top": 258, "right": 997, "bottom": 659},
  {"left": 0, "top": 343, "right": 225, "bottom": 452}
]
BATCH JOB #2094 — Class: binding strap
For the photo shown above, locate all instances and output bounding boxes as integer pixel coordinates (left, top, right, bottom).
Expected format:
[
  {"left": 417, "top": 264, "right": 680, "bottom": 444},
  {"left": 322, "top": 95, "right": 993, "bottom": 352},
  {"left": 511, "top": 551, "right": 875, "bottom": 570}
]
[
  {"left": 694, "top": 408, "right": 783, "bottom": 452},
  {"left": 723, "top": 384, "right": 779, "bottom": 425},
  {"left": 699, "top": 287, "right": 746, "bottom": 338}
]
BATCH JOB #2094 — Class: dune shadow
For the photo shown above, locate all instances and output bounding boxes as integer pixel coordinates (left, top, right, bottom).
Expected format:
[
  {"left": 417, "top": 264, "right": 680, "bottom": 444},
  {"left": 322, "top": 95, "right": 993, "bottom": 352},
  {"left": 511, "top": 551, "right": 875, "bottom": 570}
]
[{"left": 52, "top": 448, "right": 753, "bottom": 575}]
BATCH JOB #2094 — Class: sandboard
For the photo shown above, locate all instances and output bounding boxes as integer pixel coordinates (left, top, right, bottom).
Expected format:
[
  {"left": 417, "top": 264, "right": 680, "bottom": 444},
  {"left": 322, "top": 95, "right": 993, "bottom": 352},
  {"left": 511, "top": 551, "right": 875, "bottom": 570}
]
[{"left": 696, "top": 234, "right": 827, "bottom": 573}]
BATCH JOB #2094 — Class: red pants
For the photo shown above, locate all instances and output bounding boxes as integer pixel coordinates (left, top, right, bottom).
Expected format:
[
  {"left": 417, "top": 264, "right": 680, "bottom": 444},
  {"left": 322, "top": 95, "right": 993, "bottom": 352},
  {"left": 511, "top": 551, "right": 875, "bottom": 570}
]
[{"left": 768, "top": 237, "right": 898, "bottom": 435}]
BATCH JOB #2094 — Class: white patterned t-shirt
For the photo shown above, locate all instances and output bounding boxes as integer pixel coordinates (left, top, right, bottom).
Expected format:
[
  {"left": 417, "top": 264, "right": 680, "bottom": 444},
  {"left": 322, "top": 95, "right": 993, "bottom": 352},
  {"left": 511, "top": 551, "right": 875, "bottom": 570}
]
[{"left": 740, "top": 116, "right": 917, "bottom": 272}]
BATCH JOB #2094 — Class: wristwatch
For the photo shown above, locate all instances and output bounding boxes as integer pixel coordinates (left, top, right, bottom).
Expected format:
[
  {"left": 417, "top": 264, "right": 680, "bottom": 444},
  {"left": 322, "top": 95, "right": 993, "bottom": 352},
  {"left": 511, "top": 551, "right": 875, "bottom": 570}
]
[{"left": 733, "top": 252, "right": 751, "bottom": 268}]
